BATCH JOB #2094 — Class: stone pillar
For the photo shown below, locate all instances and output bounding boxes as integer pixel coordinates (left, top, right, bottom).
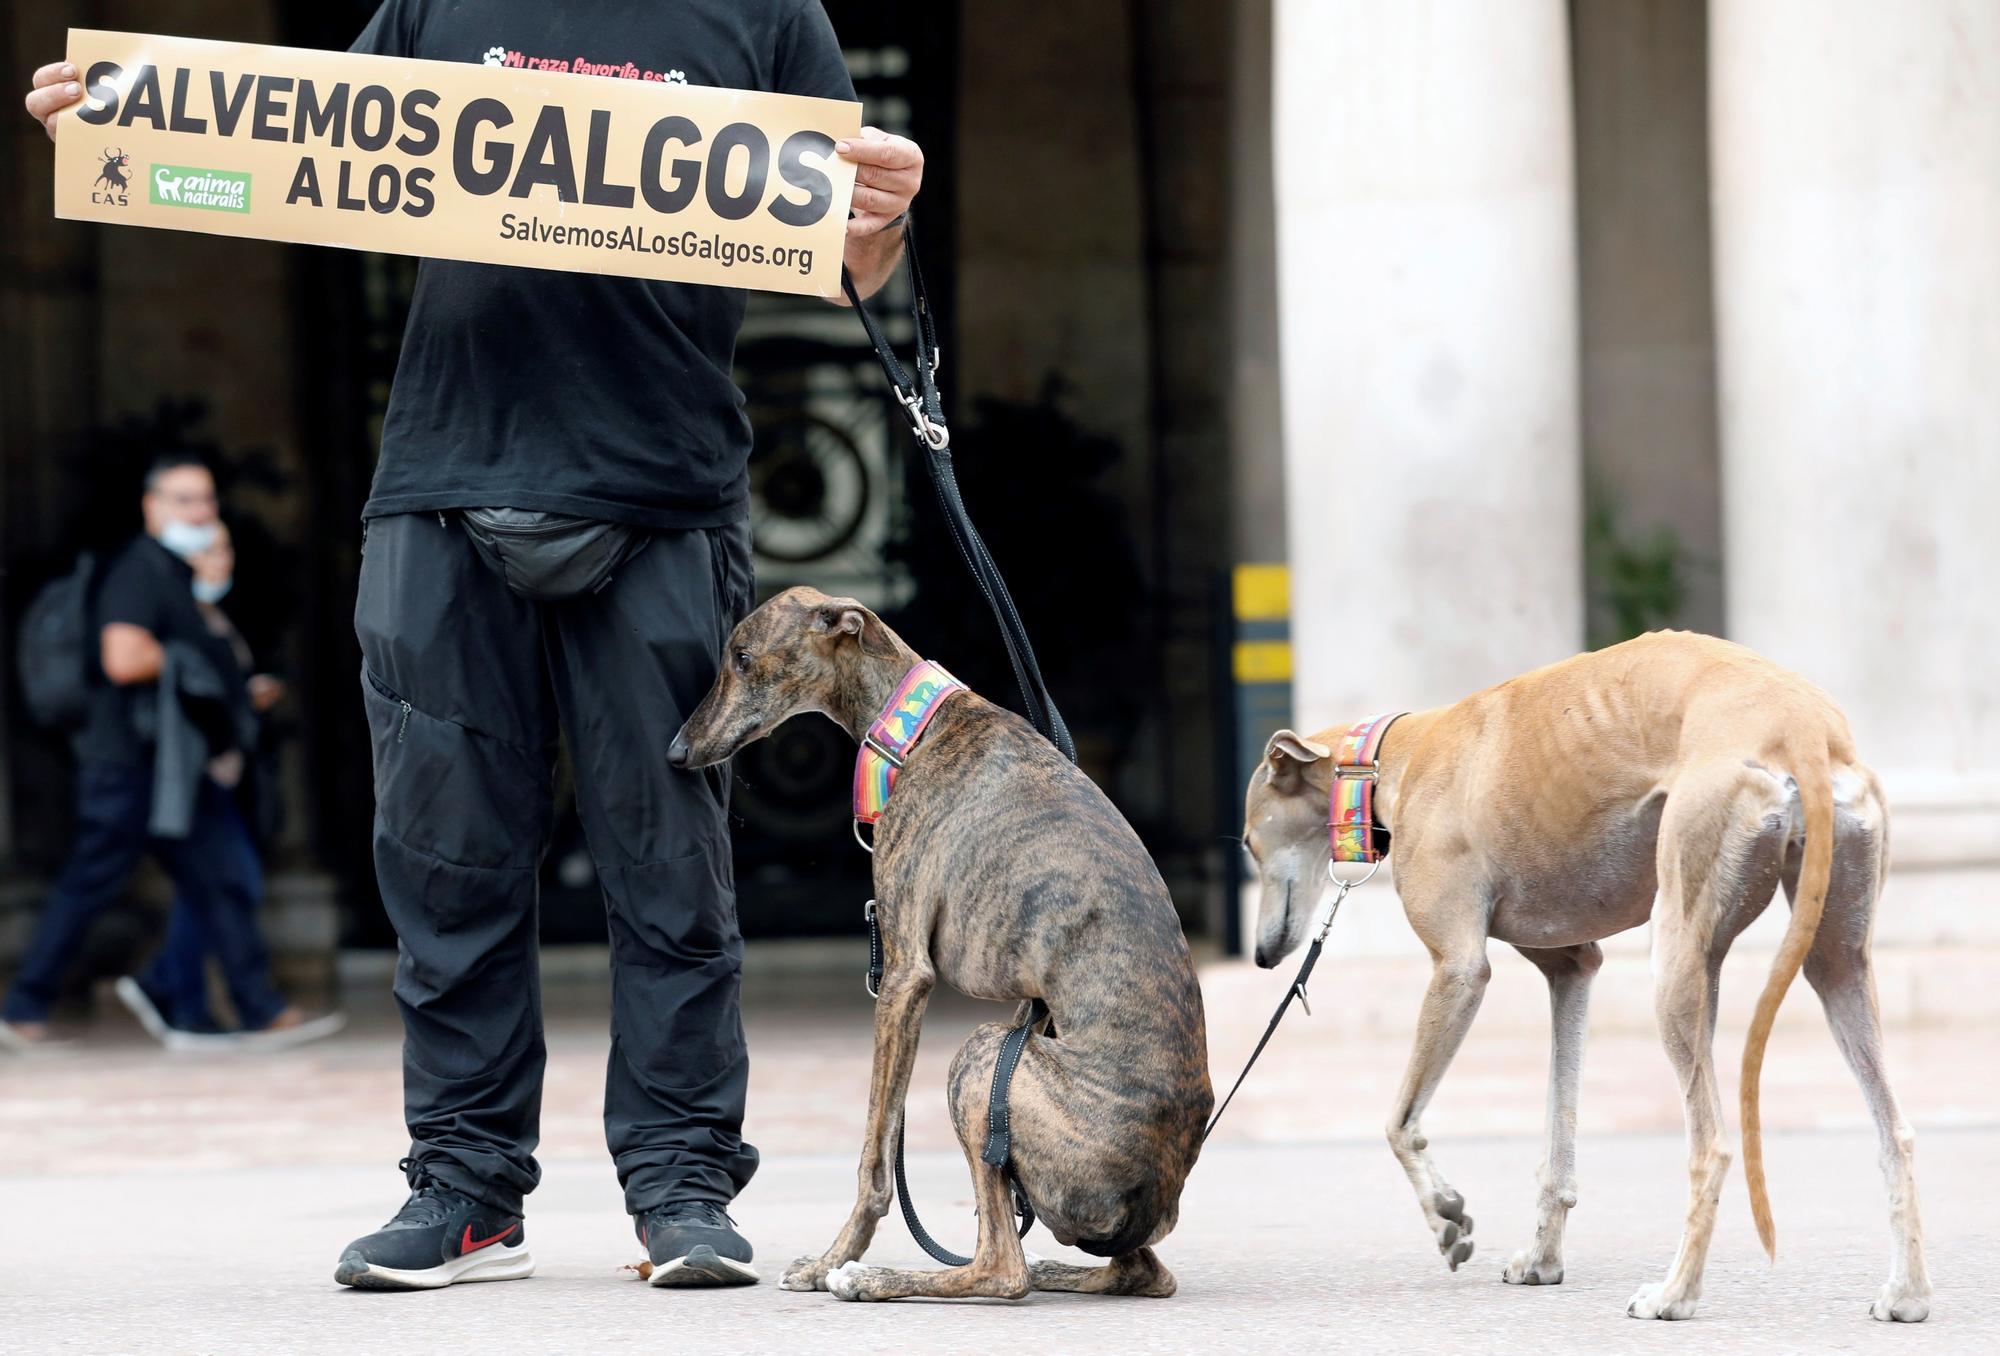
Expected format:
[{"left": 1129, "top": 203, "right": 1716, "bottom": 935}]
[
  {"left": 1271, "top": 0, "right": 1584, "bottom": 730},
  {"left": 1711, "top": 0, "right": 2000, "bottom": 969}
]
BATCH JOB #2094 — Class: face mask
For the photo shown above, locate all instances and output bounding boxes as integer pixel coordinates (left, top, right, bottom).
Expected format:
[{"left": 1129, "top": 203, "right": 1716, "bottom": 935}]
[
  {"left": 157, "top": 519, "right": 219, "bottom": 560},
  {"left": 193, "top": 577, "right": 233, "bottom": 605}
]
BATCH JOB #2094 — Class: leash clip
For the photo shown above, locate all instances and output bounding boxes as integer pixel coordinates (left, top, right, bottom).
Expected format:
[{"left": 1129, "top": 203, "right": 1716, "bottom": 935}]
[{"left": 894, "top": 386, "right": 951, "bottom": 451}]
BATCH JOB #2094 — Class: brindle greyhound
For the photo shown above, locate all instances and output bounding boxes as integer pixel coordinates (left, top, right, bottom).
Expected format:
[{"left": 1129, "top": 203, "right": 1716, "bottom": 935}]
[
  {"left": 1242, "top": 631, "right": 1931, "bottom": 1322},
  {"left": 668, "top": 587, "right": 1213, "bottom": 1302}
]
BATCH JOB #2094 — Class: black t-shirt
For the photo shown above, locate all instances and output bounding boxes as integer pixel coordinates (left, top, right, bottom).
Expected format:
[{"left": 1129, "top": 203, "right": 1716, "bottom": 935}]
[
  {"left": 351, "top": 1, "right": 857, "bottom": 528},
  {"left": 78, "top": 535, "right": 247, "bottom": 767}
]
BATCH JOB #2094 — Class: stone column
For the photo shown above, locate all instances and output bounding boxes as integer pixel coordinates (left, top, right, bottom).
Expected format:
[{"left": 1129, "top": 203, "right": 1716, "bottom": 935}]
[
  {"left": 1271, "top": 0, "right": 1584, "bottom": 732},
  {"left": 1711, "top": 0, "right": 2000, "bottom": 980}
]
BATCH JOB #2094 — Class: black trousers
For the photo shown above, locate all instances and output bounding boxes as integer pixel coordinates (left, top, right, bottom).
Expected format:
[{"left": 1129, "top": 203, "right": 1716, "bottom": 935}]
[{"left": 354, "top": 513, "right": 757, "bottom": 1216}]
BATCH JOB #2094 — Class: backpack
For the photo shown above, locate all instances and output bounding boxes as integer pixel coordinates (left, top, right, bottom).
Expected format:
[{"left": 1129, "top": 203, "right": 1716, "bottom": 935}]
[{"left": 17, "top": 553, "right": 99, "bottom": 730}]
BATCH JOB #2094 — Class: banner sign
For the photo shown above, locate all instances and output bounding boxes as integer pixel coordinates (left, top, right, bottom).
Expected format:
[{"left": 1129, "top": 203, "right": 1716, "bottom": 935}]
[{"left": 52, "top": 29, "right": 862, "bottom": 298}]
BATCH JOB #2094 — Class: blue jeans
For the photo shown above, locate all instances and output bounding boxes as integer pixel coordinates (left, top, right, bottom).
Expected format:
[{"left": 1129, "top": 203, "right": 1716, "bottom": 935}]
[
  {"left": 138, "top": 788, "right": 283, "bottom": 1031},
  {"left": 2, "top": 762, "right": 286, "bottom": 1028}
]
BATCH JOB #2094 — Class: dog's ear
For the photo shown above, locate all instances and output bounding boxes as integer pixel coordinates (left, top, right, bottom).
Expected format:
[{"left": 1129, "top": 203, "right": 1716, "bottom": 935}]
[
  {"left": 810, "top": 598, "right": 894, "bottom": 656},
  {"left": 1263, "top": 729, "right": 1328, "bottom": 790}
]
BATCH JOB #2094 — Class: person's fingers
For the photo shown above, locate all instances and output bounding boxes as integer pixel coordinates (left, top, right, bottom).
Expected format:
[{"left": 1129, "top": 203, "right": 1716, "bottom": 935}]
[
  {"left": 32, "top": 62, "right": 78, "bottom": 90},
  {"left": 835, "top": 133, "right": 920, "bottom": 171},
  {"left": 26, "top": 77, "right": 83, "bottom": 139},
  {"left": 849, "top": 184, "right": 907, "bottom": 218},
  {"left": 854, "top": 163, "right": 920, "bottom": 196}
]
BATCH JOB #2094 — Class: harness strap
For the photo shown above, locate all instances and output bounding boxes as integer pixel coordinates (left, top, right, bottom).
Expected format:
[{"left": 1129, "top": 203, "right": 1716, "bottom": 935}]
[
  {"left": 979, "top": 1013, "right": 1037, "bottom": 1169},
  {"left": 864, "top": 900, "right": 882, "bottom": 998}
]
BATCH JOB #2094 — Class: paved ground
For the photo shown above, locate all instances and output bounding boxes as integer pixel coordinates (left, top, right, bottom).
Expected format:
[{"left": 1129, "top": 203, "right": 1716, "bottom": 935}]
[{"left": 4, "top": 956, "right": 1997, "bottom": 1353}]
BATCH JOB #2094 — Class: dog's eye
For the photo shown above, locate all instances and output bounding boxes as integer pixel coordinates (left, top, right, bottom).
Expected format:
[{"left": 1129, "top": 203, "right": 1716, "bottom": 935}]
[{"left": 732, "top": 649, "right": 753, "bottom": 675}]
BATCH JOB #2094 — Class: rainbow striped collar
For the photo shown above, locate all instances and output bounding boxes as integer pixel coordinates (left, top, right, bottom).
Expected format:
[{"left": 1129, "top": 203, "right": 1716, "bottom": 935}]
[
  {"left": 1329, "top": 712, "right": 1406, "bottom": 864},
  {"left": 853, "top": 659, "right": 968, "bottom": 826}
]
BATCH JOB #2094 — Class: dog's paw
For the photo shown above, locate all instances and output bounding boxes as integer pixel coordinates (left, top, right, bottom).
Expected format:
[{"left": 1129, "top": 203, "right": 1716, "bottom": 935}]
[
  {"left": 1626, "top": 1281, "right": 1698, "bottom": 1320},
  {"left": 1869, "top": 1281, "right": 1930, "bottom": 1323},
  {"left": 1431, "top": 1193, "right": 1474, "bottom": 1270},
  {"left": 827, "top": 1261, "right": 881, "bottom": 1302},
  {"left": 1502, "top": 1249, "right": 1562, "bottom": 1286},
  {"left": 780, "top": 1257, "right": 831, "bottom": 1292}
]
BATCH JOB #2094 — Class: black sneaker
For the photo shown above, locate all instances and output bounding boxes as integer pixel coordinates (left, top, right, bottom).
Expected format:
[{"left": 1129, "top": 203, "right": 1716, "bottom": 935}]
[
  {"left": 334, "top": 1160, "right": 533, "bottom": 1290},
  {"left": 636, "top": 1200, "right": 758, "bottom": 1287}
]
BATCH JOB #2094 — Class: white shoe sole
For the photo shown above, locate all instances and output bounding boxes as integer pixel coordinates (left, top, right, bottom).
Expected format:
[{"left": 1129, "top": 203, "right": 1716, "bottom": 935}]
[
  {"left": 336, "top": 1245, "right": 535, "bottom": 1290},
  {"left": 649, "top": 1245, "right": 759, "bottom": 1287},
  {"left": 162, "top": 1013, "right": 348, "bottom": 1054},
  {"left": 114, "top": 977, "right": 172, "bottom": 1043}
]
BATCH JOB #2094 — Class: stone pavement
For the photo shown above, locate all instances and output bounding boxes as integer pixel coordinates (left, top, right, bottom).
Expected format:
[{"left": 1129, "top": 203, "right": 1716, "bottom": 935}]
[{"left": 3, "top": 948, "right": 1997, "bottom": 1353}]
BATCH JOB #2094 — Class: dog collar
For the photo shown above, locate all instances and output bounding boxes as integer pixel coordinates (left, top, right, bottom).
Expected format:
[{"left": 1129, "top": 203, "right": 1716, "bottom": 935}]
[
  {"left": 1330, "top": 712, "right": 1406, "bottom": 864},
  {"left": 853, "top": 659, "right": 967, "bottom": 825}
]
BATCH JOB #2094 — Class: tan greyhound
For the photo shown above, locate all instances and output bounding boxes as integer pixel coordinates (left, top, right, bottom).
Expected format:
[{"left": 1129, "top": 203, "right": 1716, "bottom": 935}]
[{"left": 1242, "top": 630, "right": 1931, "bottom": 1322}]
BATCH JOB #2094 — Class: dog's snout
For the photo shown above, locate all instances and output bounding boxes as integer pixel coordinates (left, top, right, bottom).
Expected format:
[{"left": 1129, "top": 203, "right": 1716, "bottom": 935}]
[
  {"left": 667, "top": 730, "right": 691, "bottom": 769},
  {"left": 1254, "top": 943, "right": 1275, "bottom": 969}
]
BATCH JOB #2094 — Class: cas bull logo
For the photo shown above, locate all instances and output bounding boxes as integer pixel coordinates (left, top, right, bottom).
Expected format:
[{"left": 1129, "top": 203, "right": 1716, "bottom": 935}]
[{"left": 92, "top": 146, "right": 131, "bottom": 205}]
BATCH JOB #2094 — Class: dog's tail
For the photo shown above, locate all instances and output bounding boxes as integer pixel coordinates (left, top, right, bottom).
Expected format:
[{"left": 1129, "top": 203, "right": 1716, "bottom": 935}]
[{"left": 1741, "top": 737, "right": 1835, "bottom": 1262}]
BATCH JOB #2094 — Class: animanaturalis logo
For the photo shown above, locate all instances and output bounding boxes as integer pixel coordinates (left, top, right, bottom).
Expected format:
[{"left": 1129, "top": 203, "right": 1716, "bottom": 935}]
[{"left": 150, "top": 164, "right": 251, "bottom": 213}]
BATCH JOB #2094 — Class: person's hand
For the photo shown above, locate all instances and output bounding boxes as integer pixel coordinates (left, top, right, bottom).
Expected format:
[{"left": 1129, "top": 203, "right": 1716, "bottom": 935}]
[
  {"left": 248, "top": 674, "right": 286, "bottom": 712},
  {"left": 190, "top": 537, "right": 234, "bottom": 586},
  {"left": 837, "top": 127, "right": 922, "bottom": 236},
  {"left": 26, "top": 62, "right": 83, "bottom": 142}
]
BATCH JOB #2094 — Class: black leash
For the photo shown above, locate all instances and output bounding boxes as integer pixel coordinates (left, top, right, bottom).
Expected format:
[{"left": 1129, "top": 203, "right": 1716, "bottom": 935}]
[
  {"left": 868, "top": 899, "right": 1038, "bottom": 1266},
  {"left": 842, "top": 224, "right": 1076, "bottom": 764},
  {"left": 840, "top": 225, "right": 1076, "bottom": 1266},
  {"left": 1202, "top": 874, "right": 1361, "bottom": 1142}
]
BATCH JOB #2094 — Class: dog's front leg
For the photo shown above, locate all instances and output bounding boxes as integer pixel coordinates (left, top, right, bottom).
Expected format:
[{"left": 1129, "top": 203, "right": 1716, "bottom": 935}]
[
  {"left": 1386, "top": 926, "right": 1492, "bottom": 1270},
  {"left": 827, "top": 1151, "right": 1032, "bottom": 1301},
  {"left": 779, "top": 962, "right": 934, "bottom": 1292}
]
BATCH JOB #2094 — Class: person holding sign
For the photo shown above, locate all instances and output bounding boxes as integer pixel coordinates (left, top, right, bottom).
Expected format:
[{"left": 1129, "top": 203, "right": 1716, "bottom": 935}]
[{"left": 25, "top": 0, "right": 922, "bottom": 1293}]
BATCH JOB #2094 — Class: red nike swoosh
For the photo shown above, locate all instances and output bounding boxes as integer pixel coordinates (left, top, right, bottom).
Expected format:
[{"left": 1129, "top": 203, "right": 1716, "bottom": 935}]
[{"left": 461, "top": 1222, "right": 519, "bottom": 1254}]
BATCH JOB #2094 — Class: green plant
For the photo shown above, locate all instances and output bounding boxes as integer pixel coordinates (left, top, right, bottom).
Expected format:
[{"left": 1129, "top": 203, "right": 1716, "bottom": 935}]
[{"left": 1584, "top": 491, "right": 1688, "bottom": 649}]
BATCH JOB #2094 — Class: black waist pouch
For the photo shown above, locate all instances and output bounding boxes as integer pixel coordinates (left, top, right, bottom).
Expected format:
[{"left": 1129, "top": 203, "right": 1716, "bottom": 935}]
[{"left": 458, "top": 508, "right": 653, "bottom": 601}]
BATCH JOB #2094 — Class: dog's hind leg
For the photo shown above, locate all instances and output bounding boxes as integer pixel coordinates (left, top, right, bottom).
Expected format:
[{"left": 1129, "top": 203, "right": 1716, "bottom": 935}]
[
  {"left": 1384, "top": 903, "right": 1492, "bottom": 1271},
  {"left": 1028, "top": 1247, "right": 1176, "bottom": 1297},
  {"left": 1503, "top": 941, "right": 1602, "bottom": 1287},
  {"left": 827, "top": 1022, "right": 1032, "bottom": 1302},
  {"left": 779, "top": 961, "right": 935, "bottom": 1292},
  {"left": 1628, "top": 764, "right": 1785, "bottom": 1320},
  {"left": 1793, "top": 782, "right": 1930, "bottom": 1322}
]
